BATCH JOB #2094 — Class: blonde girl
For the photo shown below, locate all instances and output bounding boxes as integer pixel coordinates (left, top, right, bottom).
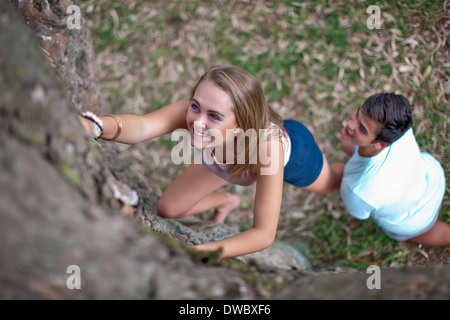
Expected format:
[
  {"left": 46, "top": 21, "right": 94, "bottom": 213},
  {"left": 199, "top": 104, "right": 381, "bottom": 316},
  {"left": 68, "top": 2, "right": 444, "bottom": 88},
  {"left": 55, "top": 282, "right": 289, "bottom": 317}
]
[{"left": 79, "top": 65, "right": 344, "bottom": 259}]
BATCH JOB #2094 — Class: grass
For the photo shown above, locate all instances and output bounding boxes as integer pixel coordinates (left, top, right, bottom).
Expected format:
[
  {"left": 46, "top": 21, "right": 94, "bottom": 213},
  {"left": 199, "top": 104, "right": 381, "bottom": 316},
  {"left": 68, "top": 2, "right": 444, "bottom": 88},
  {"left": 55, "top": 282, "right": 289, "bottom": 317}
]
[{"left": 81, "top": 0, "right": 449, "bottom": 271}]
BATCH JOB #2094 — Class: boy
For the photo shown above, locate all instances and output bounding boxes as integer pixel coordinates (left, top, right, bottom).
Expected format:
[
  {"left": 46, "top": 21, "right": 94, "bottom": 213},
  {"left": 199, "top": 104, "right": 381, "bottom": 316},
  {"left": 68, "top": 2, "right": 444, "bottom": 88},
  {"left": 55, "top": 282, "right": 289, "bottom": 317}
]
[{"left": 339, "top": 93, "right": 449, "bottom": 245}]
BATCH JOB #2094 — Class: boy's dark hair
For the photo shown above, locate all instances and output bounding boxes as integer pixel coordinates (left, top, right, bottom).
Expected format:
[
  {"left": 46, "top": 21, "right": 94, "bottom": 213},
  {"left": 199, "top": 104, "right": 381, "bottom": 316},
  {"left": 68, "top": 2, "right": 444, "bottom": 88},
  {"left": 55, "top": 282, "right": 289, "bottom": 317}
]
[{"left": 361, "top": 92, "right": 412, "bottom": 143}]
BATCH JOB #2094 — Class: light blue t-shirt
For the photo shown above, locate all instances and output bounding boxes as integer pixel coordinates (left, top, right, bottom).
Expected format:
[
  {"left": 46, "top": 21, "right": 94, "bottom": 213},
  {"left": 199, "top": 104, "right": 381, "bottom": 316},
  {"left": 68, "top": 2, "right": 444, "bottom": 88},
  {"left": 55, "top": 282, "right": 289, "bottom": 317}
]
[{"left": 340, "top": 128, "right": 446, "bottom": 240}]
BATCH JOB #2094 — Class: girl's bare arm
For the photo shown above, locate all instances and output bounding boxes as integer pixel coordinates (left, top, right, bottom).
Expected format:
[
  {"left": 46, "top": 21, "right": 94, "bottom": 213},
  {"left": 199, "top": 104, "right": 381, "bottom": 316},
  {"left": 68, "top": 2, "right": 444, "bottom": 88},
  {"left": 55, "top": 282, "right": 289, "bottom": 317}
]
[
  {"left": 193, "top": 139, "right": 284, "bottom": 258},
  {"left": 80, "top": 99, "right": 190, "bottom": 144}
]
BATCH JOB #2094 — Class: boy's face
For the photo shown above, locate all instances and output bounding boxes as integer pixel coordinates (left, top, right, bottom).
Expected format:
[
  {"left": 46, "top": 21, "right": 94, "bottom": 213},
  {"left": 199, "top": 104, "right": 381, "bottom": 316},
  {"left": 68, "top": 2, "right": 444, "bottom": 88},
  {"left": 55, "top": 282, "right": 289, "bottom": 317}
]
[{"left": 341, "top": 108, "right": 382, "bottom": 148}]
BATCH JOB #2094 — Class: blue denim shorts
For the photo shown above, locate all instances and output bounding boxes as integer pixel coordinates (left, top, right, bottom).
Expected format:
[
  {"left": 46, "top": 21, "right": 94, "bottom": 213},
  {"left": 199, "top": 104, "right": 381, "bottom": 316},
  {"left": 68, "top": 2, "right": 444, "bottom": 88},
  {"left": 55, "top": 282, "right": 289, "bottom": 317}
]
[{"left": 283, "top": 120, "right": 323, "bottom": 187}]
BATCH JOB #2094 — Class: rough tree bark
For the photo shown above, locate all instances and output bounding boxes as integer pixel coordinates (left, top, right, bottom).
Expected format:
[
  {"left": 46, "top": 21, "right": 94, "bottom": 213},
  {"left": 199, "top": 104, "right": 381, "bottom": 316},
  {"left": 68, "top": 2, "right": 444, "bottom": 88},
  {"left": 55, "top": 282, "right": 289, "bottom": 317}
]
[
  {"left": 1, "top": 0, "right": 449, "bottom": 300},
  {"left": 9, "top": 0, "right": 106, "bottom": 114},
  {"left": 0, "top": 0, "right": 256, "bottom": 299}
]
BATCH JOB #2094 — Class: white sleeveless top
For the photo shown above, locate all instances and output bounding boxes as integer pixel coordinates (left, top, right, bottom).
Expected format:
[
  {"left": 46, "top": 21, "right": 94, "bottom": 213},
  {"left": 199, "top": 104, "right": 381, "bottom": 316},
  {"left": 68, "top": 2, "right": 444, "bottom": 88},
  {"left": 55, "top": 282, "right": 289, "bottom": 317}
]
[{"left": 201, "top": 124, "right": 291, "bottom": 186}]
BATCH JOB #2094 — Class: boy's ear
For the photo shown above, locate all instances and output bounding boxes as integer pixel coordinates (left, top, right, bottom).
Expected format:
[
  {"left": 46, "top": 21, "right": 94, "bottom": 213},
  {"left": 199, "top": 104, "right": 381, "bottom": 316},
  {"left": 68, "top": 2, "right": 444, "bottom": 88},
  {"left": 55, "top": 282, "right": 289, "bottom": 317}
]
[{"left": 373, "top": 141, "right": 390, "bottom": 150}]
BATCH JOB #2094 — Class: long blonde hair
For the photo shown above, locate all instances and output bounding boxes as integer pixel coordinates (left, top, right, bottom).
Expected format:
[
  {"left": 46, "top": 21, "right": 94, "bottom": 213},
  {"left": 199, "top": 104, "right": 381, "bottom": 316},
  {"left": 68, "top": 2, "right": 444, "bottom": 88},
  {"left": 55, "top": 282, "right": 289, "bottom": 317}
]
[{"left": 189, "top": 65, "right": 285, "bottom": 179}]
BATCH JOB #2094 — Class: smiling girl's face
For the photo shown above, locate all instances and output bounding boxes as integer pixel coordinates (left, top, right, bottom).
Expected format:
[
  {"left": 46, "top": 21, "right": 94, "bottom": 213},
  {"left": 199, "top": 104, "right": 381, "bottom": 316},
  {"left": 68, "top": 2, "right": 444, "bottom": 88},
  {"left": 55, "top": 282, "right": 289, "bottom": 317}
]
[{"left": 186, "top": 80, "right": 239, "bottom": 149}]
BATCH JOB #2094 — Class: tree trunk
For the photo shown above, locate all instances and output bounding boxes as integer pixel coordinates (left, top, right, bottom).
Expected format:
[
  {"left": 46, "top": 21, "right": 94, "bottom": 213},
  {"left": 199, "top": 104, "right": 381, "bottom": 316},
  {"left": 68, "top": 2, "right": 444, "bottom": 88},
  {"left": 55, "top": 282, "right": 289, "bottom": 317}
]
[
  {"left": 0, "top": 0, "right": 255, "bottom": 299},
  {"left": 9, "top": 0, "right": 106, "bottom": 114}
]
